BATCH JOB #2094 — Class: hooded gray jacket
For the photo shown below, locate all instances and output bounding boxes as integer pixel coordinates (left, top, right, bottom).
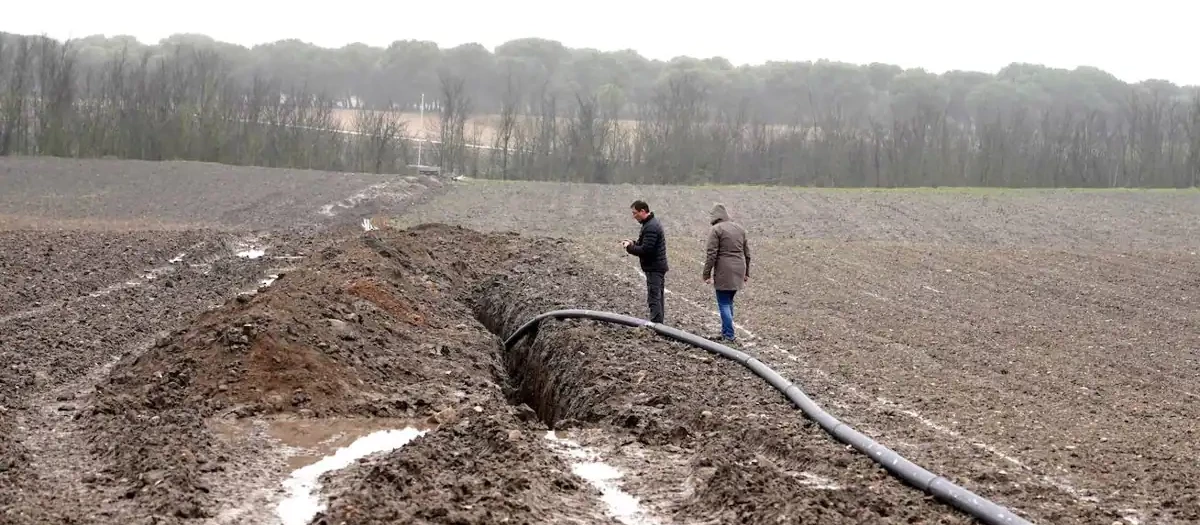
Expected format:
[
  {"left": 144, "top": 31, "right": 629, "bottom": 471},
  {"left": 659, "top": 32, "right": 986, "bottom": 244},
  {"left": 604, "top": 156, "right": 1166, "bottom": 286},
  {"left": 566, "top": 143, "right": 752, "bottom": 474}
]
[{"left": 702, "top": 203, "right": 750, "bottom": 291}]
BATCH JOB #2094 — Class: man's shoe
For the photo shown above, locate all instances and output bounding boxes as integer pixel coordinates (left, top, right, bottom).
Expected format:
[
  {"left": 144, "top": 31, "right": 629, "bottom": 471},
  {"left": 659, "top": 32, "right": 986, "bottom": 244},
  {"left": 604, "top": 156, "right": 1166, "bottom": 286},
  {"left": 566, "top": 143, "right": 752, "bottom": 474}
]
[{"left": 706, "top": 334, "right": 736, "bottom": 345}]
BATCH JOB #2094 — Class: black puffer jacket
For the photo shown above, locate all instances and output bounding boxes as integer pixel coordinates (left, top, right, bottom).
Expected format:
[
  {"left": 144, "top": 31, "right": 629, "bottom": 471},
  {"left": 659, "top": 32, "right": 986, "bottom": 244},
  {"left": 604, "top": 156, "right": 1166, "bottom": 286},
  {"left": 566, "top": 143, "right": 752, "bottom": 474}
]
[{"left": 626, "top": 213, "right": 669, "bottom": 273}]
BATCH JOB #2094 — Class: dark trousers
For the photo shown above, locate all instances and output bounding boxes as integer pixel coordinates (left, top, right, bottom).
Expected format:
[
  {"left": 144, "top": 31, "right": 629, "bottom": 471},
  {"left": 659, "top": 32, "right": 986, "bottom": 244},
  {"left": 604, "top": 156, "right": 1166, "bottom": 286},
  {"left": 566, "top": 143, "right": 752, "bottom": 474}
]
[{"left": 645, "top": 271, "right": 666, "bottom": 324}]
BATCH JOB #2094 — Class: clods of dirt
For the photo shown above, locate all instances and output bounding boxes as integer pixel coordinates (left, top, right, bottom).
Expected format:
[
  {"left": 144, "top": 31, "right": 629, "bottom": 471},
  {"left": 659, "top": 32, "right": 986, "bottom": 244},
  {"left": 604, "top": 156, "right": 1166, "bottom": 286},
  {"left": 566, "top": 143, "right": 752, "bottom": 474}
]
[{"left": 314, "top": 414, "right": 616, "bottom": 525}]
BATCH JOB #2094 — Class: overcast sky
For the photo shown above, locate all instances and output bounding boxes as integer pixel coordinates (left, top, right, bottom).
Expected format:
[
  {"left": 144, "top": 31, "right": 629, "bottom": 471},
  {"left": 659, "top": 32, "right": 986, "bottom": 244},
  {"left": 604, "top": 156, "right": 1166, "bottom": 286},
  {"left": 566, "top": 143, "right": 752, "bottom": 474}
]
[{"left": 7, "top": 0, "right": 1197, "bottom": 85}]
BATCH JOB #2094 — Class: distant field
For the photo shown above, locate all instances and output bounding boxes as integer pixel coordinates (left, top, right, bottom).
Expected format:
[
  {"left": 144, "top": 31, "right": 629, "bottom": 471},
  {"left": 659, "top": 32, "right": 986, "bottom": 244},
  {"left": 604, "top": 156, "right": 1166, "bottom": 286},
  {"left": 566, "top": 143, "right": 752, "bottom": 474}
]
[
  {"left": 0, "top": 156, "right": 443, "bottom": 231},
  {"left": 397, "top": 179, "right": 1200, "bottom": 250},
  {"left": 331, "top": 108, "right": 647, "bottom": 146}
]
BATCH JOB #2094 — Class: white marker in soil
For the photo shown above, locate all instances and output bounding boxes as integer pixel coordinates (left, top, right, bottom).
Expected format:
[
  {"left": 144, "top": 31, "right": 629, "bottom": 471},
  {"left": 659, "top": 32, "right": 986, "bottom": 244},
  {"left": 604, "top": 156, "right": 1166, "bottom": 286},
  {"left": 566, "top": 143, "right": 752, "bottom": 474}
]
[
  {"left": 260, "top": 275, "right": 279, "bottom": 288},
  {"left": 544, "top": 431, "right": 658, "bottom": 525},
  {"left": 275, "top": 427, "right": 426, "bottom": 525},
  {"left": 237, "top": 249, "right": 266, "bottom": 259}
]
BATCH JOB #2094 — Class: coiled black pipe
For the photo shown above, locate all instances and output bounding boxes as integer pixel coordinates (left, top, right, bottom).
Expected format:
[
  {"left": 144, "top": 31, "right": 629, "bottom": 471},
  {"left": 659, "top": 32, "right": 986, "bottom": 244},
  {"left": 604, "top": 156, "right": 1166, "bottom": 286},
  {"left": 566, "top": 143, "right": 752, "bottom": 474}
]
[{"left": 503, "top": 309, "right": 1033, "bottom": 525}]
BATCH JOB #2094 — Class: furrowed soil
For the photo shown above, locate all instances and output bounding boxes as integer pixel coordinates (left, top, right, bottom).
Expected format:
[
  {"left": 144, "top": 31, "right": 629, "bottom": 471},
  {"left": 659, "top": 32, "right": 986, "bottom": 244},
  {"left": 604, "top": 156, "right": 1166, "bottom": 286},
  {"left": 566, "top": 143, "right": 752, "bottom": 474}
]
[
  {"left": 0, "top": 156, "right": 445, "bottom": 231},
  {"left": 396, "top": 179, "right": 1200, "bottom": 525},
  {"left": 316, "top": 228, "right": 964, "bottom": 524},
  {"left": 0, "top": 156, "right": 466, "bottom": 524},
  {"left": 0, "top": 229, "right": 278, "bottom": 522},
  {"left": 5, "top": 156, "right": 1198, "bottom": 525}
]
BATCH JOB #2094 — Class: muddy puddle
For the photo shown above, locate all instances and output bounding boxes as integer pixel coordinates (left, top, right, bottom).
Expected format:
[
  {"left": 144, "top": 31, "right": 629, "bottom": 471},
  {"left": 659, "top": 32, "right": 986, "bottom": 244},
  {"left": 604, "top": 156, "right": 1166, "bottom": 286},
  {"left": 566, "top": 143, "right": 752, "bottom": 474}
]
[
  {"left": 278, "top": 427, "right": 427, "bottom": 525},
  {"left": 207, "top": 416, "right": 438, "bottom": 524},
  {"left": 545, "top": 430, "right": 660, "bottom": 525},
  {"left": 211, "top": 416, "right": 434, "bottom": 471}
]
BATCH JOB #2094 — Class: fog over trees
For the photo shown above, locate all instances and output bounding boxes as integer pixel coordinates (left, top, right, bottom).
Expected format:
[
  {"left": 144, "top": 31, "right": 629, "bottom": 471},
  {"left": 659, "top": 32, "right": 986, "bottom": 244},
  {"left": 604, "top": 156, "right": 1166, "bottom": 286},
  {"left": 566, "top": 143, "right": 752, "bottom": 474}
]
[{"left": 2, "top": 32, "right": 1197, "bottom": 187}]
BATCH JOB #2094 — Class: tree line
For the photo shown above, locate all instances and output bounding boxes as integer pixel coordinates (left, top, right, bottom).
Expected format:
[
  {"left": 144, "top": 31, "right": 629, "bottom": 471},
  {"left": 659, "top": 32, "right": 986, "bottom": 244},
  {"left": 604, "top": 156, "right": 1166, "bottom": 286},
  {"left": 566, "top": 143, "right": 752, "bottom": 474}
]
[{"left": 1, "top": 31, "right": 1197, "bottom": 187}]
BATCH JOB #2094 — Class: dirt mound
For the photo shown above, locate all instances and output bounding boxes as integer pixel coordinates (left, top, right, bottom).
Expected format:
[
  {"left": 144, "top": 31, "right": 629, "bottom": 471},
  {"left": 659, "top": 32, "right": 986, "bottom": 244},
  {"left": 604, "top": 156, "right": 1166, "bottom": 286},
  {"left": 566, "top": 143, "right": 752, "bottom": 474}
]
[
  {"left": 100, "top": 225, "right": 522, "bottom": 419},
  {"left": 81, "top": 225, "right": 545, "bottom": 519},
  {"left": 314, "top": 414, "right": 614, "bottom": 525}
]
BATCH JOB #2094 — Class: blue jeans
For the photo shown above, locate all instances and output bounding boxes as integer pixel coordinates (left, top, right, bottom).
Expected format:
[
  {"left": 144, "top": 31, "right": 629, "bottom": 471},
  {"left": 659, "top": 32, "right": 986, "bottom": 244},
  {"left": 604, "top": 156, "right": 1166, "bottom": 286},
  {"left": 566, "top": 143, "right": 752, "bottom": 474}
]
[{"left": 715, "top": 290, "right": 737, "bottom": 340}]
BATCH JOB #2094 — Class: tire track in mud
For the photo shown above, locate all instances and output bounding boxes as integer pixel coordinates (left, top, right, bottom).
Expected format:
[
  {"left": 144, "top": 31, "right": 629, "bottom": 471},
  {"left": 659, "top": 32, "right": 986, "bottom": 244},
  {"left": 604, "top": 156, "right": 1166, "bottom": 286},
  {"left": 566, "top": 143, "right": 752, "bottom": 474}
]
[
  {"left": 0, "top": 246, "right": 201, "bottom": 326},
  {"left": 0, "top": 171, "right": 457, "bottom": 523},
  {"left": 0, "top": 234, "right": 270, "bottom": 326},
  {"left": 10, "top": 341, "right": 154, "bottom": 522},
  {"left": 0, "top": 234, "right": 282, "bottom": 523}
]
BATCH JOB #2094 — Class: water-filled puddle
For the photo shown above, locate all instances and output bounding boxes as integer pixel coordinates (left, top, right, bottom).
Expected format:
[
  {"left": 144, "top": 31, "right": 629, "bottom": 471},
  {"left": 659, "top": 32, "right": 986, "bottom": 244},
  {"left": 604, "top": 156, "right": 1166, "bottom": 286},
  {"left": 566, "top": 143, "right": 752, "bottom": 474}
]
[
  {"left": 214, "top": 417, "right": 430, "bottom": 470},
  {"left": 544, "top": 430, "right": 658, "bottom": 525},
  {"left": 276, "top": 427, "right": 426, "bottom": 525},
  {"left": 212, "top": 417, "right": 432, "bottom": 524}
]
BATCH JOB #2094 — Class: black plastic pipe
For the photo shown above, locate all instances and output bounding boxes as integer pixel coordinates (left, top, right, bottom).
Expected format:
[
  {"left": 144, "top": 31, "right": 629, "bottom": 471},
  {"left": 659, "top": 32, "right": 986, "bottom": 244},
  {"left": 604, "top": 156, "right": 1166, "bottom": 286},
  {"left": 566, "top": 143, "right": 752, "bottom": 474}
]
[{"left": 503, "top": 309, "right": 1033, "bottom": 525}]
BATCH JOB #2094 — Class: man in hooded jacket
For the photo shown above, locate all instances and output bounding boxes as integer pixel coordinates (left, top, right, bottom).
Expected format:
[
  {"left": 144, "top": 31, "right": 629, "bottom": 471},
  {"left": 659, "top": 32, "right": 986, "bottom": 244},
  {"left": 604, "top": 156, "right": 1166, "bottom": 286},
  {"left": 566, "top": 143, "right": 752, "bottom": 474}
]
[{"left": 702, "top": 203, "right": 750, "bottom": 342}]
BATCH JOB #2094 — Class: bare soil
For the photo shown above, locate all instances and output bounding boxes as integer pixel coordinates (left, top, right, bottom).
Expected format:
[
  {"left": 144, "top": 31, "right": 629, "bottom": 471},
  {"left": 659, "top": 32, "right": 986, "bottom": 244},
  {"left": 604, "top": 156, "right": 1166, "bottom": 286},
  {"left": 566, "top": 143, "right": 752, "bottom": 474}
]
[
  {"left": 0, "top": 156, "right": 445, "bottom": 231},
  {"left": 4, "top": 157, "right": 1197, "bottom": 524},
  {"left": 0, "top": 230, "right": 275, "bottom": 522},
  {"left": 398, "top": 180, "right": 1200, "bottom": 251},
  {"left": 0, "top": 230, "right": 225, "bottom": 316},
  {"left": 397, "top": 179, "right": 1200, "bottom": 524},
  {"left": 469, "top": 251, "right": 967, "bottom": 524}
]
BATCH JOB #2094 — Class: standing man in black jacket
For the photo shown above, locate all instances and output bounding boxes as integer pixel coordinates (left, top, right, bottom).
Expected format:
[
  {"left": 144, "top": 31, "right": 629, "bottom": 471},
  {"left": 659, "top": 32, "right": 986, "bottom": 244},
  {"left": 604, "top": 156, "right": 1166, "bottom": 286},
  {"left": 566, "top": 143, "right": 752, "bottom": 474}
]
[{"left": 622, "top": 200, "right": 668, "bottom": 323}]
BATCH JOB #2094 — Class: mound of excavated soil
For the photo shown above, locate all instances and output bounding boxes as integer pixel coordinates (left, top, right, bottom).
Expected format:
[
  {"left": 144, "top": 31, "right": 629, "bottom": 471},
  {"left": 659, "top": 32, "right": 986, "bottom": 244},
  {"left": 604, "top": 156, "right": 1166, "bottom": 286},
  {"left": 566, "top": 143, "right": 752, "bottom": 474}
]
[
  {"left": 81, "top": 225, "right": 602, "bottom": 521},
  {"left": 99, "top": 225, "right": 522, "bottom": 421}
]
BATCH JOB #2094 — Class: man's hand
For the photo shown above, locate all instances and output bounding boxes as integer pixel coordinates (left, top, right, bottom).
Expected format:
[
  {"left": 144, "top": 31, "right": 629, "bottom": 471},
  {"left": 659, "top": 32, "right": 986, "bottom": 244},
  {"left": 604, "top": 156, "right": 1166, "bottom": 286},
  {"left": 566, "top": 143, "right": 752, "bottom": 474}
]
[
  {"left": 621, "top": 239, "right": 632, "bottom": 249},
  {"left": 744, "top": 275, "right": 750, "bottom": 283},
  {"left": 704, "top": 277, "right": 712, "bottom": 285}
]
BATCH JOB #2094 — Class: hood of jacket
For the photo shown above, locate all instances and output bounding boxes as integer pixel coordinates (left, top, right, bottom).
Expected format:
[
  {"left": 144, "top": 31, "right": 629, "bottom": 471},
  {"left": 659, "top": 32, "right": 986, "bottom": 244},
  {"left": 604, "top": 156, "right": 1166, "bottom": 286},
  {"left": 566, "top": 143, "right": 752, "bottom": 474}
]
[{"left": 709, "top": 203, "right": 730, "bottom": 224}]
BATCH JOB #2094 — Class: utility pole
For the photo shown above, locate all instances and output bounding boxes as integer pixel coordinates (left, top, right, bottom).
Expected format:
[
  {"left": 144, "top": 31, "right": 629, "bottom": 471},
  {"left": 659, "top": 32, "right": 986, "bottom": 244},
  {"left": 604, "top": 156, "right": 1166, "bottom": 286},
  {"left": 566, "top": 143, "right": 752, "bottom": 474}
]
[{"left": 416, "top": 93, "right": 425, "bottom": 167}]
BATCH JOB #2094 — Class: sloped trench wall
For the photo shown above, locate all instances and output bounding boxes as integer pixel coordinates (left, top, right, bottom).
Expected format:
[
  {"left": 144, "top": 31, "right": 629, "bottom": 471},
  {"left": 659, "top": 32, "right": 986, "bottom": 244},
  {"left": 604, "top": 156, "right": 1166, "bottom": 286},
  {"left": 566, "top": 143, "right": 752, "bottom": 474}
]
[{"left": 471, "top": 274, "right": 613, "bottom": 430}]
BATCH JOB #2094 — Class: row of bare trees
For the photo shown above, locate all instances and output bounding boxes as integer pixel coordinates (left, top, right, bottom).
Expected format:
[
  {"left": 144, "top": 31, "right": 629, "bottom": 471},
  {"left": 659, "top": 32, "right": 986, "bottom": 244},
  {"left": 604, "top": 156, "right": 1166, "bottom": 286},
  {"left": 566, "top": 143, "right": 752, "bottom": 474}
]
[
  {"left": 468, "top": 72, "right": 1200, "bottom": 187},
  {"left": 0, "top": 36, "right": 412, "bottom": 174},
  {"left": 2, "top": 35, "right": 1197, "bottom": 187}
]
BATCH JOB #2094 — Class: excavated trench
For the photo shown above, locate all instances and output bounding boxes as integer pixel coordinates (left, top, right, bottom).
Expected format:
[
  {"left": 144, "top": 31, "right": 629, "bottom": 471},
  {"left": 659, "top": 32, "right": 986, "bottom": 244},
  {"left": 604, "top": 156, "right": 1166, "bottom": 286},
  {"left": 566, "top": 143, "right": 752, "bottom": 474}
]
[
  {"left": 473, "top": 288, "right": 596, "bottom": 429},
  {"left": 6, "top": 224, "right": 997, "bottom": 524},
  {"left": 463, "top": 257, "right": 988, "bottom": 524}
]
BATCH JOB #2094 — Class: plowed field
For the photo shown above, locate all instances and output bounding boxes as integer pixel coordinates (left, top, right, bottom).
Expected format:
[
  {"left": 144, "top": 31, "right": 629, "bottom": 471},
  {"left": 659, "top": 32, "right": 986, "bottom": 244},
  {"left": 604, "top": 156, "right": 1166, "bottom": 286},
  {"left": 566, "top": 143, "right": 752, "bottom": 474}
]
[{"left": 2, "top": 159, "right": 1197, "bottom": 524}]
